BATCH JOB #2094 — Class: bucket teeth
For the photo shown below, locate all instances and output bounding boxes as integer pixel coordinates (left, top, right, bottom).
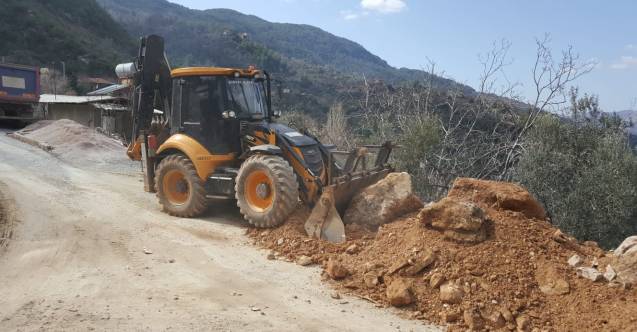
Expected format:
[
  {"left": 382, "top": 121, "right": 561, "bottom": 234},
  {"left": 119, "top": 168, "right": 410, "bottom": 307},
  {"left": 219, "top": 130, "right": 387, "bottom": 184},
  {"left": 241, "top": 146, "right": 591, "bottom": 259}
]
[{"left": 304, "top": 187, "right": 346, "bottom": 243}]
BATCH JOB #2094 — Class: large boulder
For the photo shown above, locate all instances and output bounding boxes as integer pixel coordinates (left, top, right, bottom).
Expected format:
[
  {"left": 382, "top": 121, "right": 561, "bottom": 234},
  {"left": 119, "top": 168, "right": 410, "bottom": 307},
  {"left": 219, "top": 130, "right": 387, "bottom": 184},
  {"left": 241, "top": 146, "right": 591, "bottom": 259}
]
[
  {"left": 386, "top": 278, "right": 413, "bottom": 307},
  {"left": 448, "top": 178, "right": 546, "bottom": 220},
  {"left": 418, "top": 197, "right": 488, "bottom": 243},
  {"left": 343, "top": 172, "right": 423, "bottom": 229},
  {"left": 614, "top": 236, "right": 637, "bottom": 284}
]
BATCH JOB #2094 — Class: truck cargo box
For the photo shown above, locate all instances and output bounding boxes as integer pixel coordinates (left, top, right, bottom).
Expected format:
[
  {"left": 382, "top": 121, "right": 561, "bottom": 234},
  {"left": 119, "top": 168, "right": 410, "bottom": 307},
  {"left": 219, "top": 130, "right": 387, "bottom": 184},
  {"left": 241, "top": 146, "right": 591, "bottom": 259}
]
[{"left": 0, "top": 63, "right": 40, "bottom": 104}]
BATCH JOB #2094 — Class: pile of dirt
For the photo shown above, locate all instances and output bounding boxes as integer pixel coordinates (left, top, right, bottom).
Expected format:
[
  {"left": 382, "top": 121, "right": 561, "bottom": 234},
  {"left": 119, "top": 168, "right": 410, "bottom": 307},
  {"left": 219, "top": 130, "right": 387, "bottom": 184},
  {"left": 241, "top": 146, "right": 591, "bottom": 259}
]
[
  {"left": 15, "top": 120, "right": 136, "bottom": 173},
  {"left": 248, "top": 178, "right": 637, "bottom": 331}
]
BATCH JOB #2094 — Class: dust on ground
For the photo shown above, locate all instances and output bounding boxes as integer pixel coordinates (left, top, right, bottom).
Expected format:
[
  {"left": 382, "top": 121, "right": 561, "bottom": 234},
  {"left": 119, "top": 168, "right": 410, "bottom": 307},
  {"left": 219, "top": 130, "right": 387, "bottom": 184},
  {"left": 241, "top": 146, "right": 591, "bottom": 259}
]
[
  {"left": 248, "top": 179, "right": 637, "bottom": 332},
  {"left": 15, "top": 119, "right": 139, "bottom": 175},
  {"left": 0, "top": 181, "right": 16, "bottom": 250}
]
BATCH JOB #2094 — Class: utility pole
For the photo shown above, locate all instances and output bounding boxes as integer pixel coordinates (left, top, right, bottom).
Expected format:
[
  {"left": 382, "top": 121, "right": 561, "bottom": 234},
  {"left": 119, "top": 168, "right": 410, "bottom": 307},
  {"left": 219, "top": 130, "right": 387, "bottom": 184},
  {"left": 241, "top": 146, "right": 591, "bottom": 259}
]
[{"left": 61, "top": 61, "right": 66, "bottom": 81}]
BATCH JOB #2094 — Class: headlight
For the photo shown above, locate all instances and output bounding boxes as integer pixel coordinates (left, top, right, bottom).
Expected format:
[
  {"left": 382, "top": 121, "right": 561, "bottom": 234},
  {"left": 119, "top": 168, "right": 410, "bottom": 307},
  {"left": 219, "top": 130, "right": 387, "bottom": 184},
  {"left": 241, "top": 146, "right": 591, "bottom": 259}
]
[{"left": 229, "top": 111, "right": 236, "bottom": 118}]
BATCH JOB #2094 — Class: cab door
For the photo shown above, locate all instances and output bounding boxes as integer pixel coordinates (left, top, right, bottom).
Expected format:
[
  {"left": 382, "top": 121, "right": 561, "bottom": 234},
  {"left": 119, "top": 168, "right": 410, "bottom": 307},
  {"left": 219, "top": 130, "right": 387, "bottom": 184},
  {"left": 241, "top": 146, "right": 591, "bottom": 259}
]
[{"left": 176, "top": 76, "right": 240, "bottom": 154}]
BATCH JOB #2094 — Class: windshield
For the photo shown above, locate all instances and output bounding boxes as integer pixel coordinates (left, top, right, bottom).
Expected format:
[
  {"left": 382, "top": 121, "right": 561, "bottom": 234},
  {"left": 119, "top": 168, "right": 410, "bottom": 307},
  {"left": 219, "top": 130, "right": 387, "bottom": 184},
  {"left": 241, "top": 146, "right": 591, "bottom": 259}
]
[{"left": 226, "top": 79, "right": 268, "bottom": 118}]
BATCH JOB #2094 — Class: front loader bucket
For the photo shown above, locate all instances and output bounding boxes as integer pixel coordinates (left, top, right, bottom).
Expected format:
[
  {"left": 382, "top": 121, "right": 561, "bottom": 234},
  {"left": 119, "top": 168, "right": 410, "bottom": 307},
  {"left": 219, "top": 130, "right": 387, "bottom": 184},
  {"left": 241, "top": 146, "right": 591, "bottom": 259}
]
[
  {"left": 304, "top": 142, "right": 395, "bottom": 243},
  {"left": 304, "top": 187, "right": 346, "bottom": 243}
]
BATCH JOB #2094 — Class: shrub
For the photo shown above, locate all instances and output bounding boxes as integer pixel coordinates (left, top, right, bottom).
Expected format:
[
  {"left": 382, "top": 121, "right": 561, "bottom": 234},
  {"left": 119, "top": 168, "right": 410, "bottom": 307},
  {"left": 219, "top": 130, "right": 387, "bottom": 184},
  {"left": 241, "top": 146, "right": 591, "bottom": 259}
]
[{"left": 514, "top": 114, "right": 637, "bottom": 248}]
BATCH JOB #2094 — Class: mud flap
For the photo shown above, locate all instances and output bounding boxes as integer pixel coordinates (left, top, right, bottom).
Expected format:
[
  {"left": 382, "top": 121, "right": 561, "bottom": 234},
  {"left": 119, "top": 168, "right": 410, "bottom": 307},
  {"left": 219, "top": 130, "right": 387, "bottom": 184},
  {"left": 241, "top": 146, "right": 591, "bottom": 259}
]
[{"left": 304, "top": 187, "right": 346, "bottom": 244}]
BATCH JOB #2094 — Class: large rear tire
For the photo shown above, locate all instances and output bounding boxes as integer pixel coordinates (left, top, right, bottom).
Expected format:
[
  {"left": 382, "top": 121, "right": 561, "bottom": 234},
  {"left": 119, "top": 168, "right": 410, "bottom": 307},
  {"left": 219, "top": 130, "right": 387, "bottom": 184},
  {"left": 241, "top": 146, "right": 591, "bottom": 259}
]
[
  {"left": 155, "top": 154, "right": 208, "bottom": 217},
  {"left": 235, "top": 154, "right": 298, "bottom": 228}
]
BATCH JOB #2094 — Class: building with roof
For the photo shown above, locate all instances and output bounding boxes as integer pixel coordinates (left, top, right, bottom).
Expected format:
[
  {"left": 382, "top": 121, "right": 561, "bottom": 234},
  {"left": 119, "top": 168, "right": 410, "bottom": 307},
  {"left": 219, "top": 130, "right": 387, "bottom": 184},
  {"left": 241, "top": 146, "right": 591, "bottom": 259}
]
[{"left": 39, "top": 93, "right": 131, "bottom": 139}]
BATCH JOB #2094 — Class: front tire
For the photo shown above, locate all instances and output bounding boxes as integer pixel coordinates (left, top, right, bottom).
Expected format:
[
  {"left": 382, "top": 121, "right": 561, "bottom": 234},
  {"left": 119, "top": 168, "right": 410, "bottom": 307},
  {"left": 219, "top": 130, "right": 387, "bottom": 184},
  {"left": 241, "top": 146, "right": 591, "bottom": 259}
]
[
  {"left": 235, "top": 154, "right": 298, "bottom": 228},
  {"left": 155, "top": 154, "right": 208, "bottom": 217}
]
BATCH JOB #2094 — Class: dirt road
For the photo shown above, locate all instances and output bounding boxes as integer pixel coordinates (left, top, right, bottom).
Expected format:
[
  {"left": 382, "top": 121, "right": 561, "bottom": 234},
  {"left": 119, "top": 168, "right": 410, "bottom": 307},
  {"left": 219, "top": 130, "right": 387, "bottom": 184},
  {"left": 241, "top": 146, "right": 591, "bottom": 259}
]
[{"left": 0, "top": 128, "right": 440, "bottom": 331}]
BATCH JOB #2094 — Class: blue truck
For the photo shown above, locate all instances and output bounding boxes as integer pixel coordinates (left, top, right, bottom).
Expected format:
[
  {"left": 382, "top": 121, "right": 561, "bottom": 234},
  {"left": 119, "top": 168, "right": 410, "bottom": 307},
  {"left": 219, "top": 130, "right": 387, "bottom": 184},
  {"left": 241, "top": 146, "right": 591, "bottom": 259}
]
[{"left": 0, "top": 63, "right": 41, "bottom": 122}]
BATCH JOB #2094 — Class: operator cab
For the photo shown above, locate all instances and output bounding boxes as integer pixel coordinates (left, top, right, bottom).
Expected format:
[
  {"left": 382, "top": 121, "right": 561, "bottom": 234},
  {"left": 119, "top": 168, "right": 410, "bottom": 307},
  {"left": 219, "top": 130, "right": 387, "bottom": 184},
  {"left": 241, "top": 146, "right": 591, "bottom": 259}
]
[{"left": 170, "top": 67, "right": 273, "bottom": 154}]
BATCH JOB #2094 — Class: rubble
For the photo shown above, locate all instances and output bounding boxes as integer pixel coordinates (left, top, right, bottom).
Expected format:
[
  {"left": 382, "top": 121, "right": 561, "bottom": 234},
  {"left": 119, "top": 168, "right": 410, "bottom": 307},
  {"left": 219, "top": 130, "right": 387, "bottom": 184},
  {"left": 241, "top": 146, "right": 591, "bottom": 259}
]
[
  {"left": 344, "top": 172, "right": 423, "bottom": 229},
  {"left": 603, "top": 265, "right": 617, "bottom": 282},
  {"left": 439, "top": 282, "right": 464, "bottom": 304},
  {"left": 325, "top": 259, "right": 349, "bottom": 280},
  {"left": 567, "top": 254, "right": 583, "bottom": 267},
  {"left": 535, "top": 261, "right": 570, "bottom": 295},
  {"left": 296, "top": 255, "right": 313, "bottom": 266},
  {"left": 615, "top": 236, "right": 637, "bottom": 256},
  {"left": 576, "top": 267, "right": 603, "bottom": 282},
  {"left": 386, "top": 278, "right": 413, "bottom": 307},
  {"left": 247, "top": 177, "right": 637, "bottom": 331},
  {"left": 418, "top": 198, "right": 488, "bottom": 243}
]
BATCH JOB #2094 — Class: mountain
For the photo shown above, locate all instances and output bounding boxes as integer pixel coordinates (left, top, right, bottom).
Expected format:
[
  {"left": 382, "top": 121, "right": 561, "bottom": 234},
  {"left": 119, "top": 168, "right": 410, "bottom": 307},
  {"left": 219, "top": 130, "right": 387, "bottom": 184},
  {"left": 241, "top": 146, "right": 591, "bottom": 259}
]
[
  {"left": 96, "top": 0, "right": 472, "bottom": 116},
  {"left": 0, "top": 0, "right": 136, "bottom": 78}
]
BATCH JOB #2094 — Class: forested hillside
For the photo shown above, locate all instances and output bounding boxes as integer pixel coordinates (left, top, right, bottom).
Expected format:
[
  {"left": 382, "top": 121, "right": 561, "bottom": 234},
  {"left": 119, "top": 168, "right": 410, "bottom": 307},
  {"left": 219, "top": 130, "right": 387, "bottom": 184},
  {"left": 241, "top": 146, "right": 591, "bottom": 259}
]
[
  {"left": 0, "top": 0, "right": 136, "bottom": 78},
  {"left": 96, "top": 0, "right": 472, "bottom": 116}
]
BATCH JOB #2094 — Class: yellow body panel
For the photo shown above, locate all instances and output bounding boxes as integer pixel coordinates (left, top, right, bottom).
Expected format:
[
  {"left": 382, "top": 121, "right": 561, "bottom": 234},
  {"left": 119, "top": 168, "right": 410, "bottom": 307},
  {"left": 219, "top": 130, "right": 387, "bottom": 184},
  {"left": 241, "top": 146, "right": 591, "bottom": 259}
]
[
  {"left": 171, "top": 67, "right": 262, "bottom": 78},
  {"left": 156, "top": 134, "right": 236, "bottom": 180}
]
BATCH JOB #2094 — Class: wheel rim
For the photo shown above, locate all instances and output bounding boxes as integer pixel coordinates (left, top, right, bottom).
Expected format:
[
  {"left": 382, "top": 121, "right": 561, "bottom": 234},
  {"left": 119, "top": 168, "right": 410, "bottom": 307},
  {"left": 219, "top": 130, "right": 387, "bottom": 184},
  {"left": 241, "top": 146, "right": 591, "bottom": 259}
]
[
  {"left": 245, "top": 169, "right": 274, "bottom": 212},
  {"left": 163, "top": 169, "right": 190, "bottom": 205}
]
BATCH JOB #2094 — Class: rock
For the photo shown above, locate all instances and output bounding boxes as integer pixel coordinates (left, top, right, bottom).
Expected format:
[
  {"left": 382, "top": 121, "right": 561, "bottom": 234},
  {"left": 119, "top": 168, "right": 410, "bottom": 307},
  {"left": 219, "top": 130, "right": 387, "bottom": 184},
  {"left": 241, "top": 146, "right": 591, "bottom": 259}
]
[
  {"left": 535, "top": 261, "right": 570, "bottom": 295},
  {"left": 344, "top": 172, "right": 423, "bottom": 229},
  {"left": 463, "top": 308, "right": 485, "bottom": 331},
  {"left": 363, "top": 272, "right": 380, "bottom": 288},
  {"left": 404, "top": 250, "right": 437, "bottom": 276},
  {"left": 418, "top": 197, "right": 488, "bottom": 244},
  {"left": 326, "top": 259, "right": 350, "bottom": 280},
  {"left": 576, "top": 267, "right": 603, "bottom": 282},
  {"left": 266, "top": 251, "right": 276, "bottom": 260},
  {"left": 386, "top": 278, "right": 413, "bottom": 307},
  {"left": 447, "top": 178, "right": 547, "bottom": 220},
  {"left": 516, "top": 315, "right": 531, "bottom": 332},
  {"left": 604, "top": 265, "right": 617, "bottom": 282},
  {"left": 500, "top": 308, "right": 514, "bottom": 323},
  {"left": 440, "top": 281, "right": 464, "bottom": 304},
  {"left": 143, "top": 248, "right": 153, "bottom": 255},
  {"left": 330, "top": 292, "right": 341, "bottom": 300},
  {"left": 442, "top": 310, "right": 461, "bottom": 323},
  {"left": 276, "top": 238, "right": 285, "bottom": 246},
  {"left": 388, "top": 260, "right": 410, "bottom": 275},
  {"left": 488, "top": 311, "right": 506, "bottom": 329},
  {"left": 296, "top": 255, "right": 313, "bottom": 266},
  {"left": 430, "top": 272, "right": 446, "bottom": 289},
  {"left": 591, "top": 257, "right": 599, "bottom": 268},
  {"left": 567, "top": 254, "right": 583, "bottom": 267},
  {"left": 615, "top": 238, "right": 637, "bottom": 284},
  {"left": 615, "top": 236, "right": 637, "bottom": 257},
  {"left": 345, "top": 244, "right": 359, "bottom": 254}
]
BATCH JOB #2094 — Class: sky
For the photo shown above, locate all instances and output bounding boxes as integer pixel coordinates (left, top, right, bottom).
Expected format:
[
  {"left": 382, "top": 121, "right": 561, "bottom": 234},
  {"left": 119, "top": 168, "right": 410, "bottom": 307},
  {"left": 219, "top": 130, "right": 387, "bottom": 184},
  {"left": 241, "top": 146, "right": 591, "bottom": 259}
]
[{"left": 170, "top": 0, "right": 637, "bottom": 111}]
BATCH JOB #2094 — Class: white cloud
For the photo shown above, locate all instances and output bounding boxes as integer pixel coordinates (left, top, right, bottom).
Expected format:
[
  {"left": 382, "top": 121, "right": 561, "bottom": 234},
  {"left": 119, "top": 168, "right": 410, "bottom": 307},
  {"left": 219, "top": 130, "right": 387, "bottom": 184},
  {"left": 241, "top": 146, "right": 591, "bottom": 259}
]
[
  {"left": 626, "top": 44, "right": 636, "bottom": 50},
  {"left": 340, "top": 9, "right": 369, "bottom": 20},
  {"left": 610, "top": 56, "right": 637, "bottom": 70},
  {"left": 360, "top": 0, "right": 406, "bottom": 13}
]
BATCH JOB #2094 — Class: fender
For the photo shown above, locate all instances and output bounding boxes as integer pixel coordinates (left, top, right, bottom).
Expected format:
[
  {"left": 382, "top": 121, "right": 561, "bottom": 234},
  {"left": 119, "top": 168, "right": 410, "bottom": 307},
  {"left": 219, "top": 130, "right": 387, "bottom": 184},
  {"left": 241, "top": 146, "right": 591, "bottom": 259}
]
[
  {"left": 249, "top": 144, "right": 282, "bottom": 155},
  {"left": 156, "top": 134, "right": 236, "bottom": 180}
]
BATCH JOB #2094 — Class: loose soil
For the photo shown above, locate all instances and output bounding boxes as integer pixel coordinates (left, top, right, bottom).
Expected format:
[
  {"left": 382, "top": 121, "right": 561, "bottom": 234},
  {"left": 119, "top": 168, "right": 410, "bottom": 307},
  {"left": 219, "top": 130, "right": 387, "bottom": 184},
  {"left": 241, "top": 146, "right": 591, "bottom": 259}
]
[
  {"left": 0, "top": 181, "right": 16, "bottom": 250},
  {"left": 15, "top": 119, "right": 137, "bottom": 174},
  {"left": 248, "top": 179, "right": 637, "bottom": 331}
]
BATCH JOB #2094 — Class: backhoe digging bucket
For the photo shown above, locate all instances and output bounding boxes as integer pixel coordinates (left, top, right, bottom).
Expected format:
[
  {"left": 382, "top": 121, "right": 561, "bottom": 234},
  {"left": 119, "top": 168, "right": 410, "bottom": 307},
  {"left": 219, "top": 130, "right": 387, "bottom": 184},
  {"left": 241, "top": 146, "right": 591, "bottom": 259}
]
[{"left": 304, "top": 142, "right": 394, "bottom": 243}]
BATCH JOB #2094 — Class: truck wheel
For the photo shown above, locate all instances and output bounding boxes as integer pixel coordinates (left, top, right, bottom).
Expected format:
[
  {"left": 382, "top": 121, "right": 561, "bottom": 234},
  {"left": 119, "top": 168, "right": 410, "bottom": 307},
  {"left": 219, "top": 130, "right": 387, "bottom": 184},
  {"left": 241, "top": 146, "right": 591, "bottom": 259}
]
[
  {"left": 235, "top": 154, "right": 298, "bottom": 228},
  {"left": 155, "top": 154, "right": 208, "bottom": 217}
]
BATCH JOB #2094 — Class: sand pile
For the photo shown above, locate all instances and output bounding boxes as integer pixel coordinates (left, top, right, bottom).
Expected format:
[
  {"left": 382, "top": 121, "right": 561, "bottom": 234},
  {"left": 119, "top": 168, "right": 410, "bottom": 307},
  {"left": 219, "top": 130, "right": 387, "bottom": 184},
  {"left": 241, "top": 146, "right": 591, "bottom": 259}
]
[
  {"left": 15, "top": 120, "right": 137, "bottom": 173},
  {"left": 248, "top": 178, "right": 637, "bottom": 331}
]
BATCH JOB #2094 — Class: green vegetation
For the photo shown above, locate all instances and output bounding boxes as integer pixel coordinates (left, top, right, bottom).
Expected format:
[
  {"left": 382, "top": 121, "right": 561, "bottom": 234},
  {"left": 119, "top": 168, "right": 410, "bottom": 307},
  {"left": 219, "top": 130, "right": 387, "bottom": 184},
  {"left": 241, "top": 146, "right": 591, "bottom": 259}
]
[
  {"left": 515, "top": 93, "right": 637, "bottom": 248},
  {"left": 0, "top": 0, "right": 136, "bottom": 81},
  {"left": 96, "top": 0, "right": 470, "bottom": 117}
]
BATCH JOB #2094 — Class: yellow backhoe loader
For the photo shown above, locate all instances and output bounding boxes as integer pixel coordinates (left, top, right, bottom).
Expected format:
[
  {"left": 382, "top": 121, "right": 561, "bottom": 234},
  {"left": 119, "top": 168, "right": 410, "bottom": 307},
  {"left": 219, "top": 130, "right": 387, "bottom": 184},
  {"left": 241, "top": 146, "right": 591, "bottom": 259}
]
[{"left": 121, "top": 35, "right": 394, "bottom": 243}]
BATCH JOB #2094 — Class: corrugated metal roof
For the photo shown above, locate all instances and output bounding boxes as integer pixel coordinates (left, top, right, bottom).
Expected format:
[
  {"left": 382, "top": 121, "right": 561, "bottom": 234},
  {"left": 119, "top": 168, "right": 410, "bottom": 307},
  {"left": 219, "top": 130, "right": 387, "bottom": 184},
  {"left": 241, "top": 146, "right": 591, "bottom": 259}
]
[
  {"left": 87, "top": 84, "right": 129, "bottom": 96},
  {"left": 39, "top": 94, "right": 118, "bottom": 104},
  {"left": 91, "top": 103, "right": 128, "bottom": 111}
]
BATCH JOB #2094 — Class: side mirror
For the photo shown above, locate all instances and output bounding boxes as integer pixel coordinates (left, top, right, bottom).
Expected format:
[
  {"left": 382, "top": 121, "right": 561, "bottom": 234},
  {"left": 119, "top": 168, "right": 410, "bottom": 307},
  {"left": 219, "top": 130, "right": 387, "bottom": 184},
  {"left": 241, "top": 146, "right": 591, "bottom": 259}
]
[{"left": 272, "top": 109, "right": 281, "bottom": 118}]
